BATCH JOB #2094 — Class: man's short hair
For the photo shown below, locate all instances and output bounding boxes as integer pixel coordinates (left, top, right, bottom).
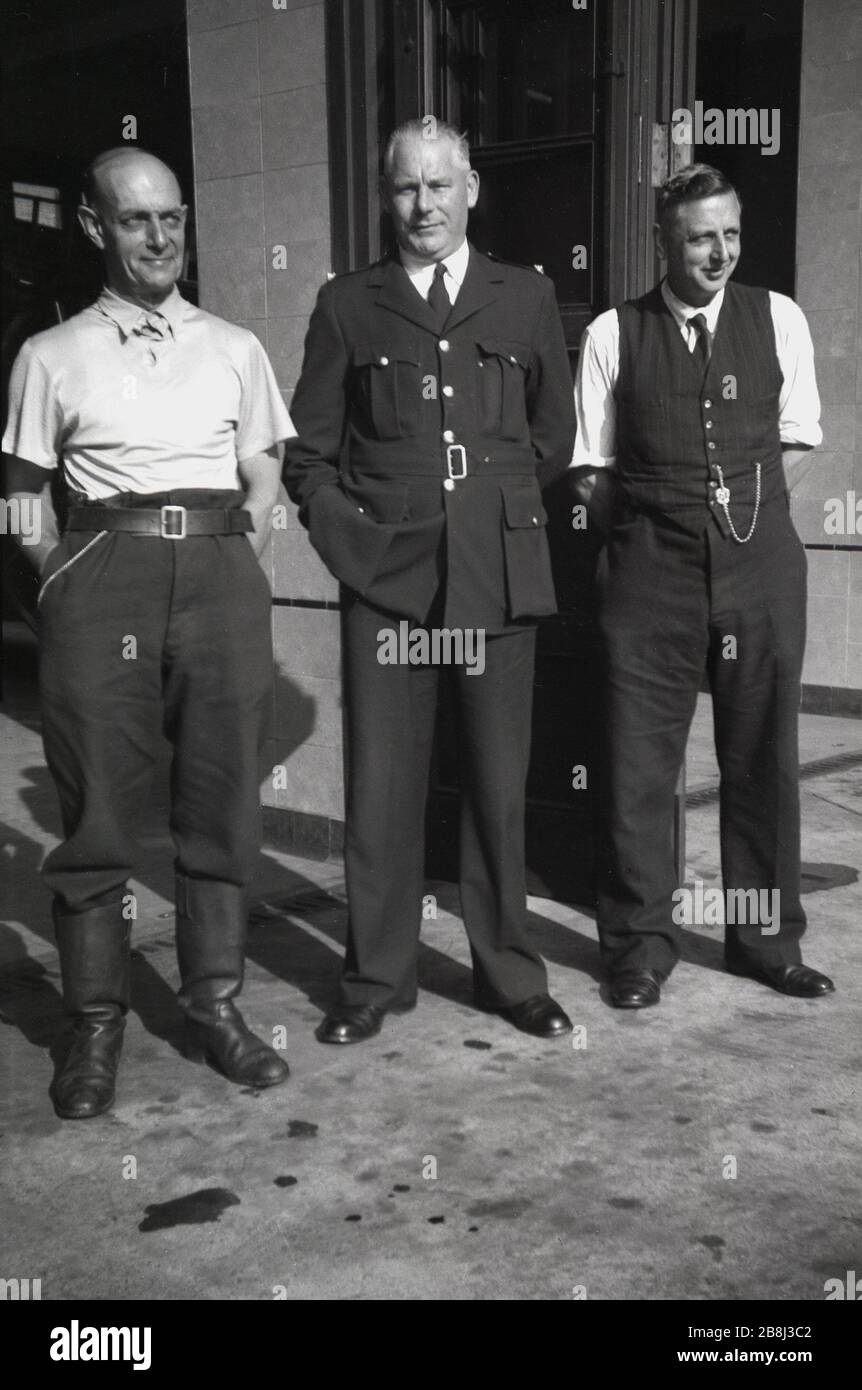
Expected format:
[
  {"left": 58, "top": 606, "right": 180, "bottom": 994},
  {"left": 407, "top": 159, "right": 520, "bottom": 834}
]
[
  {"left": 656, "top": 163, "right": 740, "bottom": 233},
  {"left": 81, "top": 146, "right": 171, "bottom": 210},
  {"left": 382, "top": 119, "right": 471, "bottom": 176}
]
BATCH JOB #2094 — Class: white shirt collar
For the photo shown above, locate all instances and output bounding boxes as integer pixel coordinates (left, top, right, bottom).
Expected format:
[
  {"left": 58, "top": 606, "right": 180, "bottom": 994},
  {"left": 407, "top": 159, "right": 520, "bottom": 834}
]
[
  {"left": 399, "top": 239, "right": 470, "bottom": 301},
  {"left": 661, "top": 277, "right": 725, "bottom": 336},
  {"left": 96, "top": 285, "right": 186, "bottom": 340}
]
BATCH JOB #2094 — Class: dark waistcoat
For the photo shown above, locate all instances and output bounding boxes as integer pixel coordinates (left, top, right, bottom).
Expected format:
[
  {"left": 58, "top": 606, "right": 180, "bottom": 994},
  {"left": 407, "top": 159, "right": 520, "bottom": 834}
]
[{"left": 614, "top": 280, "right": 785, "bottom": 535}]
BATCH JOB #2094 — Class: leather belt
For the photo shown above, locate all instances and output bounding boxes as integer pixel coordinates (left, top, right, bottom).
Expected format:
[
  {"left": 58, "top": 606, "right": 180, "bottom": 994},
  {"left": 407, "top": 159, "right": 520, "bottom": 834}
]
[{"left": 66, "top": 505, "right": 253, "bottom": 539}]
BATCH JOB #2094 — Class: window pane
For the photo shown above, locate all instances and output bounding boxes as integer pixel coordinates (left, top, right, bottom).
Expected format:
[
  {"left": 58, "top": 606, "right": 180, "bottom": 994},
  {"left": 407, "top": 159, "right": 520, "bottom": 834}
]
[
  {"left": 446, "top": 0, "right": 596, "bottom": 144},
  {"left": 469, "top": 145, "right": 593, "bottom": 307}
]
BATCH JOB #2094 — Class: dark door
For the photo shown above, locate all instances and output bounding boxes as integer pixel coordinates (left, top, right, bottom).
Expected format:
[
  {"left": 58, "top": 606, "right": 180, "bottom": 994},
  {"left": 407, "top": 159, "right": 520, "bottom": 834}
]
[{"left": 417, "top": 0, "right": 608, "bottom": 903}]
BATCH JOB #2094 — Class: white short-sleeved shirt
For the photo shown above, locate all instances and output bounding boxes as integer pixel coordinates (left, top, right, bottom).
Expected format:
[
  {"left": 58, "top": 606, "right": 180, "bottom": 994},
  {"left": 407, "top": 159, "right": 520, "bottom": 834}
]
[
  {"left": 2, "top": 287, "right": 296, "bottom": 497},
  {"left": 572, "top": 279, "right": 822, "bottom": 470}
]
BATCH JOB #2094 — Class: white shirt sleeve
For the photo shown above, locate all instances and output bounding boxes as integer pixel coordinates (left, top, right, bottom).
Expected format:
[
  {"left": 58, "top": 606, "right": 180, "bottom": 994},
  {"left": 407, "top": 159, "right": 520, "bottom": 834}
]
[
  {"left": 769, "top": 292, "right": 822, "bottom": 448},
  {"left": 571, "top": 308, "right": 620, "bottom": 468},
  {"left": 1, "top": 340, "right": 64, "bottom": 470},
  {"left": 234, "top": 333, "right": 297, "bottom": 462}
]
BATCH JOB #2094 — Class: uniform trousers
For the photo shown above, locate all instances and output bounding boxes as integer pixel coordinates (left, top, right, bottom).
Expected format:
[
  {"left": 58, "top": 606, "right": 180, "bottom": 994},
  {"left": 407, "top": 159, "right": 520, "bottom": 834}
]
[
  {"left": 339, "top": 592, "right": 548, "bottom": 1010},
  {"left": 596, "top": 498, "right": 808, "bottom": 976},
  {"left": 38, "top": 491, "right": 273, "bottom": 913}
]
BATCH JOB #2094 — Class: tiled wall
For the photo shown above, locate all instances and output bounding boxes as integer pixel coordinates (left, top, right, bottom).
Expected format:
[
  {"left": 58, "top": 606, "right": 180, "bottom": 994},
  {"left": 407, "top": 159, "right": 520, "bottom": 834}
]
[
  {"left": 795, "top": 0, "right": 862, "bottom": 692},
  {"left": 187, "top": 0, "right": 345, "bottom": 833},
  {"left": 186, "top": 0, "right": 860, "bottom": 854}
]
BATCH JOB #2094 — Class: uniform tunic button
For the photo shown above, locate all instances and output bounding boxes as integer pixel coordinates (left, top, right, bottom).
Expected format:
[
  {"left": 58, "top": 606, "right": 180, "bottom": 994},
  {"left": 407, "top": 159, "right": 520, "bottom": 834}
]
[
  {"left": 442, "top": 385, "right": 454, "bottom": 397},
  {"left": 443, "top": 478, "right": 456, "bottom": 492},
  {"left": 704, "top": 399, "right": 712, "bottom": 408},
  {"left": 439, "top": 339, "right": 450, "bottom": 352},
  {"left": 531, "top": 516, "right": 538, "bottom": 525},
  {"left": 707, "top": 441, "right": 716, "bottom": 450},
  {"left": 379, "top": 355, "right": 389, "bottom": 365},
  {"left": 705, "top": 420, "right": 713, "bottom": 429},
  {"left": 443, "top": 429, "right": 455, "bottom": 443}
]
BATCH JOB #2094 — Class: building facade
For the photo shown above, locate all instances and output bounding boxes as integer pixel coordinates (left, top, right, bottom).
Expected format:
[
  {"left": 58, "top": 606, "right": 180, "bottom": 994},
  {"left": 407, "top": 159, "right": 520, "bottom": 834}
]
[{"left": 2, "top": 0, "right": 859, "bottom": 894}]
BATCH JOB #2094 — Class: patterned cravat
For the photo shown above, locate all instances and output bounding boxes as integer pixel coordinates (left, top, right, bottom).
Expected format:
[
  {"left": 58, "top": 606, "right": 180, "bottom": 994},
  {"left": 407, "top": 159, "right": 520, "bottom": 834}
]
[
  {"left": 689, "top": 312, "right": 712, "bottom": 370},
  {"left": 133, "top": 311, "right": 169, "bottom": 341},
  {"left": 427, "top": 262, "right": 450, "bottom": 329}
]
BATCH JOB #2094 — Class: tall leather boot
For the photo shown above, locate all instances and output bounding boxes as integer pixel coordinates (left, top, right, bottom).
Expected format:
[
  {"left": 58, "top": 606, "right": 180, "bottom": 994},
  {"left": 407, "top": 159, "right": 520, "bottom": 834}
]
[
  {"left": 51, "top": 899, "right": 130, "bottom": 1120},
  {"left": 175, "top": 872, "right": 289, "bottom": 1088}
]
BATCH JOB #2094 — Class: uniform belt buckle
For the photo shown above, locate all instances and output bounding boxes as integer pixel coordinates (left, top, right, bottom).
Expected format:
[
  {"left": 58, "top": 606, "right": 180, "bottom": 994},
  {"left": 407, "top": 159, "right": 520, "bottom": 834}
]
[
  {"left": 160, "top": 504, "right": 187, "bottom": 539},
  {"left": 446, "top": 444, "right": 467, "bottom": 481}
]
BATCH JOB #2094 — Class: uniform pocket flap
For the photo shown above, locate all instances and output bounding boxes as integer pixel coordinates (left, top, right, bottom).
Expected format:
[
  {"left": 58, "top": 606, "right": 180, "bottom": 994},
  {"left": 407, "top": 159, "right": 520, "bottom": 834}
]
[
  {"left": 501, "top": 486, "right": 547, "bottom": 529},
  {"left": 477, "top": 340, "right": 531, "bottom": 370},
  {"left": 353, "top": 342, "right": 421, "bottom": 369}
]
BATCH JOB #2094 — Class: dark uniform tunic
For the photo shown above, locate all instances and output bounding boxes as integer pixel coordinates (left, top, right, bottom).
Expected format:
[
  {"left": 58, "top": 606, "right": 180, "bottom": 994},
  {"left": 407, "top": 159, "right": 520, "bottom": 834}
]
[{"left": 285, "top": 245, "right": 576, "bottom": 1008}]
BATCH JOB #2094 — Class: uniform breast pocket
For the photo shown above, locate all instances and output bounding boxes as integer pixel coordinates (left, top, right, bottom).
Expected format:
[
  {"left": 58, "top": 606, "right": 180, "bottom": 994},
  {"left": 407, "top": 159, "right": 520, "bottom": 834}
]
[
  {"left": 352, "top": 342, "right": 423, "bottom": 440},
  {"left": 477, "top": 340, "right": 531, "bottom": 441}
]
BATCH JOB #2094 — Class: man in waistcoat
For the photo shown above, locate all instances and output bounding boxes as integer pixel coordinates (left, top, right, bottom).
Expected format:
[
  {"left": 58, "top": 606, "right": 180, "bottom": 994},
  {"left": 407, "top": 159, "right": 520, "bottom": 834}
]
[
  {"left": 284, "top": 119, "right": 576, "bottom": 1044},
  {"left": 3, "top": 147, "right": 292, "bottom": 1116},
  {"left": 571, "top": 163, "right": 834, "bottom": 1008}
]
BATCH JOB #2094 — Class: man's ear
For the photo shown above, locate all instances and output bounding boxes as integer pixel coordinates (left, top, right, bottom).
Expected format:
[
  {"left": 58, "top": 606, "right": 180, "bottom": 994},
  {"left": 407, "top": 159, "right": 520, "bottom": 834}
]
[
  {"left": 77, "top": 201, "right": 106, "bottom": 250},
  {"left": 466, "top": 168, "right": 480, "bottom": 209},
  {"left": 653, "top": 221, "right": 667, "bottom": 261}
]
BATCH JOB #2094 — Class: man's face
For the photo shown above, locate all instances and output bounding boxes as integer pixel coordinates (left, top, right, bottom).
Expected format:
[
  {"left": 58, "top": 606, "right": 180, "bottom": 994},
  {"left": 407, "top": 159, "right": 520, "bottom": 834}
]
[
  {"left": 79, "top": 156, "right": 187, "bottom": 307},
  {"left": 384, "top": 134, "right": 479, "bottom": 263},
  {"left": 655, "top": 192, "right": 741, "bottom": 306}
]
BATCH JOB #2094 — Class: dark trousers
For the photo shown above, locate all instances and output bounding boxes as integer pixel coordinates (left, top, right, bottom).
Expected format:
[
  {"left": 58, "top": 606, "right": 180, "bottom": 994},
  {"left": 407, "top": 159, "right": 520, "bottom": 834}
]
[
  {"left": 597, "top": 500, "right": 807, "bottom": 976},
  {"left": 339, "top": 593, "right": 548, "bottom": 1009},
  {"left": 38, "top": 493, "right": 273, "bottom": 912}
]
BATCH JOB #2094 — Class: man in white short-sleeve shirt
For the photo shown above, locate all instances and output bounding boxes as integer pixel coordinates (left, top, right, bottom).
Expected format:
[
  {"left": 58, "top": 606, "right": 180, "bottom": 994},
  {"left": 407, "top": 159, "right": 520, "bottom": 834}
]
[{"left": 3, "top": 147, "right": 294, "bottom": 1118}]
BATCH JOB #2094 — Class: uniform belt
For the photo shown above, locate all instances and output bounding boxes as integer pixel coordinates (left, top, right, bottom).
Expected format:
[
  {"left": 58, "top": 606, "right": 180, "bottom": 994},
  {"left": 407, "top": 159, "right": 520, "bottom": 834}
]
[{"left": 65, "top": 505, "right": 253, "bottom": 539}]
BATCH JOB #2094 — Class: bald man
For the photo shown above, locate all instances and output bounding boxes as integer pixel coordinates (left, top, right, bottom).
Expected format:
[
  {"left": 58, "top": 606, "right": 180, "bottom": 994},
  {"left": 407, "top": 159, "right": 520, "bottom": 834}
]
[{"left": 3, "top": 148, "right": 293, "bottom": 1117}]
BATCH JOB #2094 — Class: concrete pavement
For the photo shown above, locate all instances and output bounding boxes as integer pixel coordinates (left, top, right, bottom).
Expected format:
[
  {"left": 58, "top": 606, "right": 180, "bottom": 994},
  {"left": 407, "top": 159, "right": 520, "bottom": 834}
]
[{"left": 1, "top": 622, "right": 860, "bottom": 1301}]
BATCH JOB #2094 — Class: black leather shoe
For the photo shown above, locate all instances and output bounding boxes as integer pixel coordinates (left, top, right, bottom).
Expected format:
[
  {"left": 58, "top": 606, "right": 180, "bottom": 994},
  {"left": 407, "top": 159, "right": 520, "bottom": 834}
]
[
  {"left": 185, "top": 1001, "right": 290, "bottom": 1087},
  {"left": 727, "top": 961, "right": 835, "bottom": 997},
  {"left": 499, "top": 994, "right": 572, "bottom": 1038},
  {"left": 315, "top": 1004, "right": 385, "bottom": 1044},
  {"left": 51, "top": 1006, "right": 125, "bottom": 1120},
  {"left": 609, "top": 968, "right": 663, "bottom": 1009}
]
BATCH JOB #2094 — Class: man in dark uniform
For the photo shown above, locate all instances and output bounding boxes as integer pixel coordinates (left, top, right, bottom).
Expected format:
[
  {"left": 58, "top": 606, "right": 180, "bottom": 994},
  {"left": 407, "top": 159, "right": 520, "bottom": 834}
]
[
  {"left": 284, "top": 119, "right": 576, "bottom": 1044},
  {"left": 3, "top": 147, "right": 292, "bottom": 1116},
  {"left": 572, "top": 164, "right": 834, "bottom": 1008}
]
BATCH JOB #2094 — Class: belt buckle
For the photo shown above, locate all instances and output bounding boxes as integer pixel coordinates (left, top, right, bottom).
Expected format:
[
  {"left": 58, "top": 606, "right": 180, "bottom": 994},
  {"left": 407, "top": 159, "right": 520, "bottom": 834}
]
[
  {"left": 446, "top": 444, "right": 467, "bottom": 481},
  {"left": 160, "top": 504, "right": 187, "bottom": 539}
]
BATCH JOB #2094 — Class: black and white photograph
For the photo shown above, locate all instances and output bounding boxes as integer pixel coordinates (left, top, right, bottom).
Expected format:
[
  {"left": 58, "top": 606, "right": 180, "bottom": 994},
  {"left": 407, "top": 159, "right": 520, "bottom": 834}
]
[{"left": 1, "top": 0, "right": 860, "bottom": 1337}]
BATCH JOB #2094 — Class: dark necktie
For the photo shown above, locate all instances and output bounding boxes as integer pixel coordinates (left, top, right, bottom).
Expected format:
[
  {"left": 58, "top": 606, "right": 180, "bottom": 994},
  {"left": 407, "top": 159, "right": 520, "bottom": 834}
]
[
  {"left": 689, "top": 312, "right": 712, "bottom": 371},
  {"left": 427, "top": 262, "right": 450, "bottom": 330}
]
